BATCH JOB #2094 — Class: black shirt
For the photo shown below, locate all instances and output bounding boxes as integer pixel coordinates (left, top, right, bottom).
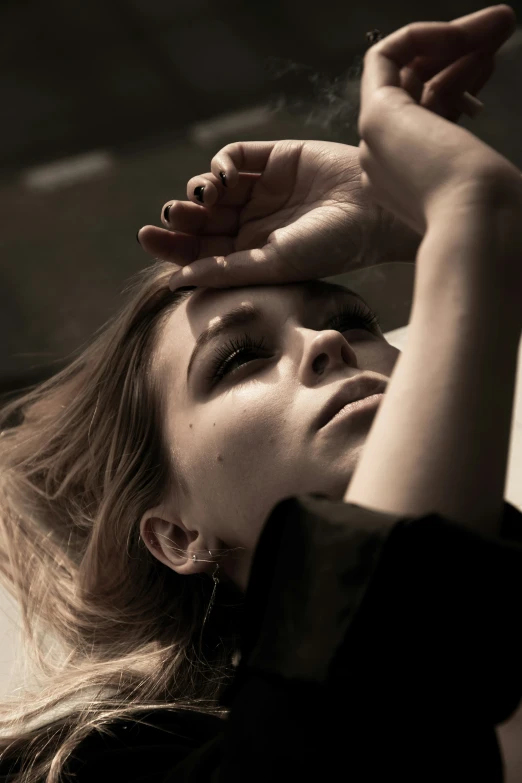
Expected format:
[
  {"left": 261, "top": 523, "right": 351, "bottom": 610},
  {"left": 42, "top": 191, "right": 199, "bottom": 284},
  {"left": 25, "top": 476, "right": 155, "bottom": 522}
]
[{"left": 4, "top": 496, "right": 522, "bottom": 782}]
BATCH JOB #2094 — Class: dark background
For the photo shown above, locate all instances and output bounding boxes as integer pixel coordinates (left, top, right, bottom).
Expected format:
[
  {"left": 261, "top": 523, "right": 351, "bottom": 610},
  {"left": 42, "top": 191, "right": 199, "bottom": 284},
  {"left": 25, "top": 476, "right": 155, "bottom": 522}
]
[{"left": 2, "top": 0, "right": 522, "bottom": 397}]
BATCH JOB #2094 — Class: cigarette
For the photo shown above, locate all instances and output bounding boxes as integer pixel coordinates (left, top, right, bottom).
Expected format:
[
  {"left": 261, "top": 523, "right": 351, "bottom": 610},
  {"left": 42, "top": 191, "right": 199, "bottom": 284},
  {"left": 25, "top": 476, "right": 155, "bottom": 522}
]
[{"left": 457, "top": 91, "right": 485, "bottom": 118}]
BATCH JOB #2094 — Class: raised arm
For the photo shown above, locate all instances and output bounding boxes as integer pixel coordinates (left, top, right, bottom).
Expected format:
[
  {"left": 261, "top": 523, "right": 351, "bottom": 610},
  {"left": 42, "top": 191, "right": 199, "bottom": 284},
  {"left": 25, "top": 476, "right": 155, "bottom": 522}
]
[
  {"left": 344, "top": 179, "right": 522, "bottom": 537},
  {"left": 343, "top": 5, "right": 521, "bottom": 537}
]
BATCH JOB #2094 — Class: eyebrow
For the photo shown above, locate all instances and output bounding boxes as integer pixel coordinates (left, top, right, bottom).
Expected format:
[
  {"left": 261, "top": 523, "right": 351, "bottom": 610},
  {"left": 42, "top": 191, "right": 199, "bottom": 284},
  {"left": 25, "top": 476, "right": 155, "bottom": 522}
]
[{"left": 185, "top": 285, "right": 368, "bottom": 385}]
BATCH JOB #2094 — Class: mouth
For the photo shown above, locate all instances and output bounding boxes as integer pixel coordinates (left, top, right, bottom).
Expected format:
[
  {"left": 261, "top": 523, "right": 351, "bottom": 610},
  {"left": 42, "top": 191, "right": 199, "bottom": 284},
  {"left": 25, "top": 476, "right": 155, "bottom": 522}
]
[
  {"left": 322, "top": 393, "right": 384, "bottom": 430},
  {"left": 316, "top": 376, "right": 387, "bottom": 430}
]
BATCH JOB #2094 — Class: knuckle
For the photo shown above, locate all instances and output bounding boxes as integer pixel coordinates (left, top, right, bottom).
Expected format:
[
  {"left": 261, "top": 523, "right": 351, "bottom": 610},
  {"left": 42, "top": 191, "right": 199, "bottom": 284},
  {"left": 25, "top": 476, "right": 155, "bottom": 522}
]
[
  {"left": 216, "top": 143, "right": 237, "bottom": 163},
  {"left": 404, "top": 21, "right": 422, "bottom": 41}
]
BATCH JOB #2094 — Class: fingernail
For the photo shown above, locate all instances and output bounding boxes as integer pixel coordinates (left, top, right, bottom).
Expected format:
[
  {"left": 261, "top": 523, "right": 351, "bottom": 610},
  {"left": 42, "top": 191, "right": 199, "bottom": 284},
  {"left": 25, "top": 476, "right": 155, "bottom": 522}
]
[
  {"left": 194, "top": 186, "right": 205, "bottom": 203},
  {"left": 219, "top": 171, "right": 227, "bottom": 187},
  {"left": 136, "top": 229, "right": 142, "bottom": 245},
  {"left": 163, "top": 203, "right": 171, "bottom": 223}
]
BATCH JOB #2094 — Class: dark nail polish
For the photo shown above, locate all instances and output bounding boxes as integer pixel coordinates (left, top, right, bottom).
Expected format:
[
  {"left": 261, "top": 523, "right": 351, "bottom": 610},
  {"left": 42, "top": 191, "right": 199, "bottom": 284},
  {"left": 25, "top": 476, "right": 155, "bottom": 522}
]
[
  {"left": 194, "top": 185, "right": 205, "bottom": 203},
  {"left": 163, "top": 203, "right": 171, "bottom": 223},
  {"left": 219, "top": 171, "right": 227, "bottom": 187},
  {"left": 136, "top": 230, "right": 141, "bottom": 245}
]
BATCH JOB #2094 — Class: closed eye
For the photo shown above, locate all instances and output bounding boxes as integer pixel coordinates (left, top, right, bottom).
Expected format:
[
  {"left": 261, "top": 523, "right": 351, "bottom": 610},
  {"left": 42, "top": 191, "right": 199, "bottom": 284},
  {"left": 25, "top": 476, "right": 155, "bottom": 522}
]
[{"left": 205, "top": 301, "right": 381, "bottom": 386}]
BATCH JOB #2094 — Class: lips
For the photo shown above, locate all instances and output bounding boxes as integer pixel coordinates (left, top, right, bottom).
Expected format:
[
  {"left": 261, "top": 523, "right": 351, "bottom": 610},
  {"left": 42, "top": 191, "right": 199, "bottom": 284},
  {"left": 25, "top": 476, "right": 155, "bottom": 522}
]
[{"left": 316, "top": 375, "right": 387, "bottom": 430}]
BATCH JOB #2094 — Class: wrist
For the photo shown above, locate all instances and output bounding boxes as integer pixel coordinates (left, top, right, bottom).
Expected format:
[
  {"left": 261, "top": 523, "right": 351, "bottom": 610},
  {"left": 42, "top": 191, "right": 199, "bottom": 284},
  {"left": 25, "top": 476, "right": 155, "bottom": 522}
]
[
  {"left": 422, "top": 172, "right": 522, "bottom": 328},
  {"left": 415, "top": 198, "right": 522, "bottom": 335}
]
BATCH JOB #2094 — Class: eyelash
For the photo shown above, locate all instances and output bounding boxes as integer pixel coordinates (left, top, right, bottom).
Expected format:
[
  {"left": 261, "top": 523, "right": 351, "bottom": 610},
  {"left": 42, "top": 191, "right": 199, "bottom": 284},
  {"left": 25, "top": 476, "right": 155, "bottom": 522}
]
[{"left": 205, "top": 301, "right": 381, "bottom": 386}]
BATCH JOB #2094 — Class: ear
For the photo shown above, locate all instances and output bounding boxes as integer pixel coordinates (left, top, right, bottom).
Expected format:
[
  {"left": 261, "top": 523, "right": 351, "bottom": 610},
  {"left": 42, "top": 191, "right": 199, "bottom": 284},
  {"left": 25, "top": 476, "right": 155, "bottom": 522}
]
[{"left": 140, "top": 507, "right": 209, "bottom": 576}]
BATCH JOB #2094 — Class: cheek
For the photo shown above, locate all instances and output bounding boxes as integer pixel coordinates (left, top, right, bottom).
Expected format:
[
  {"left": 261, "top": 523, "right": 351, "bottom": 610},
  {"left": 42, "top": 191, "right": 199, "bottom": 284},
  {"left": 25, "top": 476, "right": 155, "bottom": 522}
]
[
  {"left": 185, "top": 410, "right": 279, "bottom": 515},
  {"left": 203, "top": 397, "right": 288, "bottom": 468},
  {"left": 215, "top": 399, "right": 278, "bottom": 448}
]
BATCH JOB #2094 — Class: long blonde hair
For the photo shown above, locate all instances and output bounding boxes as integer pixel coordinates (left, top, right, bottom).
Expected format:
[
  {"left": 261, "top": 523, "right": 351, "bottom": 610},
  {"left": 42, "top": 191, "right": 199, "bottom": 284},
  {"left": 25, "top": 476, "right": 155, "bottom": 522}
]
[{"left": 0, "top": 260, "right": 244, "bottom": 782}]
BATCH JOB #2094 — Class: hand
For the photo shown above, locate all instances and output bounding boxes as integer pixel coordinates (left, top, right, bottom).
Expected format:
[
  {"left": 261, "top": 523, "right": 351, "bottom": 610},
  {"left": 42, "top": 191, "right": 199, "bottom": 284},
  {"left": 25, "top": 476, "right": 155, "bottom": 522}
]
[
  {"left": 137, "top": 7, "right": 506, "bottom": 291},
  {"left": 138, "top": 139, "right": 389, "bottom": 291},
  {"left": 358, "top": 4, "right": 520, "bottom": 237}
]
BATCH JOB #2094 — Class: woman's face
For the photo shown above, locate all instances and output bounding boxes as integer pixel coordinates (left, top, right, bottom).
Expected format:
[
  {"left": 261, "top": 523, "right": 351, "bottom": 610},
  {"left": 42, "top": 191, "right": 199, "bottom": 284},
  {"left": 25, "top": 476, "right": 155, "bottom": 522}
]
[{"left": 144, "top": 280, "right": 400, "bottom": 591}]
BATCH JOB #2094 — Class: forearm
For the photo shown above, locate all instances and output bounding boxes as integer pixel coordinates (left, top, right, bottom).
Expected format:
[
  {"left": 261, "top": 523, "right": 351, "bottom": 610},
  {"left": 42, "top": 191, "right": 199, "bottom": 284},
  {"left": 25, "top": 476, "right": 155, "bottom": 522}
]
[{"left": 344, "top": 215, "right": 521, "bottom": 537}]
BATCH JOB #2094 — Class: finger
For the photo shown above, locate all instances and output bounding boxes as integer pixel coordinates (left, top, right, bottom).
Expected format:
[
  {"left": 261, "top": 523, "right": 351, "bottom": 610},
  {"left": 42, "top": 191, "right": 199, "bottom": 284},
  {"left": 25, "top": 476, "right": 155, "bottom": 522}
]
[
  {"left": 185, "top": 171, "right": 226, "bottom": 208},
  {"left": 407, "top": 5, "right": 516, "bottom": 83},
  {"left": 466, "top": 54, "right": 496, "bottom": 96},
  {"left": 399, "top": 50, "right": 493, "bottom": 124},
  {"left": 400, "top": 65, "right": 424, "bottom": 103},
  {"left": 400, "top": 80, "right": 485, "bottom": 125},
  {"left": 429, "top": 51, "right": 494, "bottom": 96},
  {"left": 208, "top": 140, "right": 283, "bottom": 188},
  {"left": 360, "top": 5, "right": 514, "bottom": 123},
  {"left": 423, "top": 52, "right": 493, "bottom": 120},
  {"left": 167, "top": 245, "right": 281, "bottom": 292},
  {"left": 360, "top": 23, "right": 468, "bottom": 136},
  {"left": 184, "top": 170, "right": 260, "bottom": 208},
  {"left": 449, "top": 55, "right": 496, "bottom": 122},
  {"left": 400, "top": 49, "right": 494, "bottom": 115},
  {"left": 160, "top": 200, "right": 240, "bottom": 236},
  {"left": 136, "top": 224, "right": 235, "bottom": 265},
  {"left": 453, "top": 91, "right": 485, "bottom": 121}
]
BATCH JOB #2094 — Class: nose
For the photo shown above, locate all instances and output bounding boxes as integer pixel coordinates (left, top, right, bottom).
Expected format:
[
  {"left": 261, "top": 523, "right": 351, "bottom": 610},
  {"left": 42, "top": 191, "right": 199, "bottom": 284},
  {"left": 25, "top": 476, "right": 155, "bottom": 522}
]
[{"left": 308, "top": 330, "right": 357, "bottom": 376}]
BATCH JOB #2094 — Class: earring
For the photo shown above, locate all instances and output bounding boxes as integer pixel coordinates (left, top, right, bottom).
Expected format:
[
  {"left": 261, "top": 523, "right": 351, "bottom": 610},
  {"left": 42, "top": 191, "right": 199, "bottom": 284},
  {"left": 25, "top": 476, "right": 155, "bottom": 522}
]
[{"left": 201, "top": 550, "right": 219, "bottom": 632}]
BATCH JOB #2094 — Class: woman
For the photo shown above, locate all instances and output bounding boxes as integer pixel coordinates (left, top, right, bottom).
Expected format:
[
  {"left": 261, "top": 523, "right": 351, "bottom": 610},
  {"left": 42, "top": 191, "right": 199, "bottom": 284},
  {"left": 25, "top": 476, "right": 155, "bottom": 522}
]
[{"left": 1, "top": 5, "right": 521, "bottom": 782}]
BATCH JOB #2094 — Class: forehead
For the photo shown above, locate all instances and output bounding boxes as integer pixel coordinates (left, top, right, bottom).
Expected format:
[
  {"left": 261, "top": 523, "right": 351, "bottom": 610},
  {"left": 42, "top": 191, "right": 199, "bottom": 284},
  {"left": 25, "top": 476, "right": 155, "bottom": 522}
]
[{"left": 186, "top": 279, "right": 353, "bottom": 316}]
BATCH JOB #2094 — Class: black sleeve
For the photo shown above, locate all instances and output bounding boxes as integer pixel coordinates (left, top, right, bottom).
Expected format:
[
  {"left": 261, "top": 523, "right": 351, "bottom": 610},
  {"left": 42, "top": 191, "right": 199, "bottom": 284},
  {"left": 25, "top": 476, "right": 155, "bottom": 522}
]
[
  {"left": 214, "top": 495, "right": 522, "bottom": 783},
  {"left": 59, "top": 498, "right": 522, "bottom": 783}
]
